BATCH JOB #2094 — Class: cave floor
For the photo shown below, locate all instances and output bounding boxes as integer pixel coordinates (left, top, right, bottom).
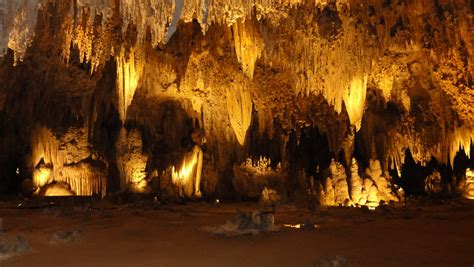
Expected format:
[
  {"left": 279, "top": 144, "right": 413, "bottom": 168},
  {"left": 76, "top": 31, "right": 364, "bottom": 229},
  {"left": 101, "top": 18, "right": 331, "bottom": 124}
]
[{"left": 1, "top": 199, "right": 474, "bottom": 267}]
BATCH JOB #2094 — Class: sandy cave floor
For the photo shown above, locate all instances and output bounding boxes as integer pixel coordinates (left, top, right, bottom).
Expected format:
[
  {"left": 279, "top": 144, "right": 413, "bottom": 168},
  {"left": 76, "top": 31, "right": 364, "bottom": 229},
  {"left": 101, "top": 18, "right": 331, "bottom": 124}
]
[{"left": 1, "top": 199, "right": 474, "bottom": 267}]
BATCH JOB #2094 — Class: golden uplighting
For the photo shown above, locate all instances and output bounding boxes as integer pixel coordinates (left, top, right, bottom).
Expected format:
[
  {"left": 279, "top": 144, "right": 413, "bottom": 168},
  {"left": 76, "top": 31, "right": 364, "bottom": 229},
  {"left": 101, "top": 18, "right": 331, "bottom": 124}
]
[
  {"left": 283, "top": 224, "right": 302, "bottom": 229},
  {"left": 44, "top": 183, "right": 75, "bottom": 197},
  {"left": 464, "top": 169, "right": 474, "bottom": 200},
  {"left": 171, "top": 146, "right": 203, "bottom": 198},
  {"left": 283, "top": 224, "right": 320, "bottom": 229},
  {"left": 33, "top": 167, "right": 52, "bottom": 189}
]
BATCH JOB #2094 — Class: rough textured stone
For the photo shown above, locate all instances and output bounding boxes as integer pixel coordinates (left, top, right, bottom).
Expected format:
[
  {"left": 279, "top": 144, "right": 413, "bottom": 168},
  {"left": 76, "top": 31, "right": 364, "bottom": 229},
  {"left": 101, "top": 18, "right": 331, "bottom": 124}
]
[{"left": 0, "top": 0, "right": 472, "bottom": 199}]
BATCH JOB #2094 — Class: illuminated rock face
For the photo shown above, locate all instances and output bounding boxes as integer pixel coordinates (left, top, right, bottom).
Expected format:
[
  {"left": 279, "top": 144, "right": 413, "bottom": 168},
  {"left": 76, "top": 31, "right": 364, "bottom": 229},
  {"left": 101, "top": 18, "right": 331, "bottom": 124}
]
[
  {"left": 116, "top": 128, "right": 148, "bottom": 193},
  {"left": 462, "top": 169, "right": 474, "bottom": 200},
  {"left": 31, "top": 126, "right": 107, "bottom": 197},
  {"left": 320, "top": 158, "right": 399, "bottom": 208},
  {"left": 326, "top": 159, "right": 352, "bottom": 206},
  {"left": 0, "top": 1, "right": 472, "bottom": 199},
  {"left": 170, "top": 145, "right": 203, "bottom": 198}
]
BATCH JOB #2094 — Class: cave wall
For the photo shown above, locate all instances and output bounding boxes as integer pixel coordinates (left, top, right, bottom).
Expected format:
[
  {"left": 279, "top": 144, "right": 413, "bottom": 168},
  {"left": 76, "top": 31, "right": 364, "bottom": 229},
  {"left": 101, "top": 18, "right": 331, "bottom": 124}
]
[{"left": 0, "top": 0, "right": 472, "bottom": 198}]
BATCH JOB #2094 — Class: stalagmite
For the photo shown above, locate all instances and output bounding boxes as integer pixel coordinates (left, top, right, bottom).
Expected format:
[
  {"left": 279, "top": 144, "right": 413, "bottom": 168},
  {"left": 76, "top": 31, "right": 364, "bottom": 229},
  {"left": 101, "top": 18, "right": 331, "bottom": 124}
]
[
  {"left": 233, "top": 157, "right": 286, "bottom": 199},
  {"left": 116, "top": 48, "right": 143, "bottom": 122},
  {"left": 328, "top": 159, "right": 352, "bottom": 206},
  {"left": 321, "top": 176, "right": 335, "bottom": 206},
  {"left": 116, "top": 128, "right": 148, "bottom": 192},
  {"left": 171, "top": 145, "right": 203, "bottom": 198},
  {"left": 365, "top": 159, "right": 398, "bottom": 203},
  {"left": 0, "top": 0, "right": 472, "bottom": 207},
  {"left": 425, "top": 171, "right": 443, "bottom": 196},
  {"left": 462, "top": 169, "right": 474, "bottom": 200},
  {"left": 349, "top": 158, "right": 364, "bottom": 205}
]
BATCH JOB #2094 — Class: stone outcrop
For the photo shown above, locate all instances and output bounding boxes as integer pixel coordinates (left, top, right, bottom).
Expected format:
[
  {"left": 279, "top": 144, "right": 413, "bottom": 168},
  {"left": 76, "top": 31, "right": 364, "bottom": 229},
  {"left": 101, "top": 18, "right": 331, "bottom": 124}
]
[
  {"left": 461, "top": 169, "right": 474, "bottom": 200},
  {"left": 233, "top": 157, "right": 286, "bottom": 199}
]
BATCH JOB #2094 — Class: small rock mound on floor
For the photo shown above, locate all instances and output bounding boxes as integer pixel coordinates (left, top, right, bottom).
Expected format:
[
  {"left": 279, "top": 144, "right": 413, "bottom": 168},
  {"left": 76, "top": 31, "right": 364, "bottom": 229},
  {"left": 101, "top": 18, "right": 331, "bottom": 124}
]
[
  {"left": 0, "top": 235, "right": 31, "bottom": 261},
  {"left": 50, "top": 230, "right": 81, "bottom": 244},
  {"left": 202, "top": 210, "right": 280, "bottom": 237}
]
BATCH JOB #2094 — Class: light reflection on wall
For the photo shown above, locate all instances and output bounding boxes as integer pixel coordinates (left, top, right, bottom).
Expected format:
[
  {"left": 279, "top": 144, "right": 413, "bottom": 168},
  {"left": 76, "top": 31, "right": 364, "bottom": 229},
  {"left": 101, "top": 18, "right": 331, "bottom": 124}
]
[
  {"left": 115, "top": 128, "right": 148, "bottom": 193},
  {"left": 31, "top": 126, "right": 107, "bottom": 197},
  {"left": 33, "top": 166, "right": 52, "bottom": 188},
  {"left": 464, "top": 169, "right": 474, "bottom": 200},
  {"left": 171, "top": 145, "right": 203, "bottom": 198}
]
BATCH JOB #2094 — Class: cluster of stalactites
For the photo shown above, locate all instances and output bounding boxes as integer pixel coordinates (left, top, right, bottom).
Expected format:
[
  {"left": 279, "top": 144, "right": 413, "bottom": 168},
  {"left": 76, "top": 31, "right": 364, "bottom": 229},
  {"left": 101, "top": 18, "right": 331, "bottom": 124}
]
[
  {"left": 385, "top": 126, "right": 473, "bottom": 176},
  {"left": 1, "top": 0, "right": 337, "bottom": 64},
  {"left": 31, "top": 126, "right": 90, "bottom": 170},
  {"left": 116, "top": 47, "right": 143, "bottom": 121},
  {"left": 0, "top": 0, "right": 41, "bottom": 64},
  {"left": 2, "top": 0, "right": 373, "bottom": 134},
  {"left": 31, "top": 126, "right": 107, "bottom": 197}
]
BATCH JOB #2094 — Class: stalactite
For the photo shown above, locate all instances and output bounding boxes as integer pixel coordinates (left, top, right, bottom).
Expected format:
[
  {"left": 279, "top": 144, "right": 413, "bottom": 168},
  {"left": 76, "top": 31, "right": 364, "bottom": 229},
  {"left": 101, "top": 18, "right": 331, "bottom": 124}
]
[
  {"left": 31, "top": 126, "right": 90, "bottom": 169},
  {"left": 343, "top": 75, "right": 368, "bottom": 131},
  {"left": 231, "top": 19, "right": 264, "bottom": 79},
  {"left": 51, "top": 162, "right": 107, "bottom": 197},
  {"left": 449, "top": 127, "right": 473, "bottom": 167},
  {"left": 226, "top": 85, "right": 252, "bottom": 145},
  {"left": 1, "top": 0, "right": 472, "bottom": 201},
  {"left": 31, "top": 126, "right": 106, "bottom": 197},
  {"left": 116, "top": 47, "right": 143, "bottom": 121},
  {"left": 0, "top": 0, "right": 40, "bottom": 64}
]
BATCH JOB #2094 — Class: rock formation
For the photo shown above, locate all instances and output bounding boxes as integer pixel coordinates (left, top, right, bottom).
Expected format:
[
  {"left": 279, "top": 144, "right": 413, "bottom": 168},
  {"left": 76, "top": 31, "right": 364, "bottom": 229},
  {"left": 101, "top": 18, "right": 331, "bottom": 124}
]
[
  {"left": 425, "top": 171, "right": 443, "bottom": 196},
  {"left": 0, "top": 0, "right": 472, "bottom": 199},
  {"left": 233, "top": 157, "right": 286, "bottom": 199},
  {"left": 461, "top": 169, "right": 474, "bottom": 199}
]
